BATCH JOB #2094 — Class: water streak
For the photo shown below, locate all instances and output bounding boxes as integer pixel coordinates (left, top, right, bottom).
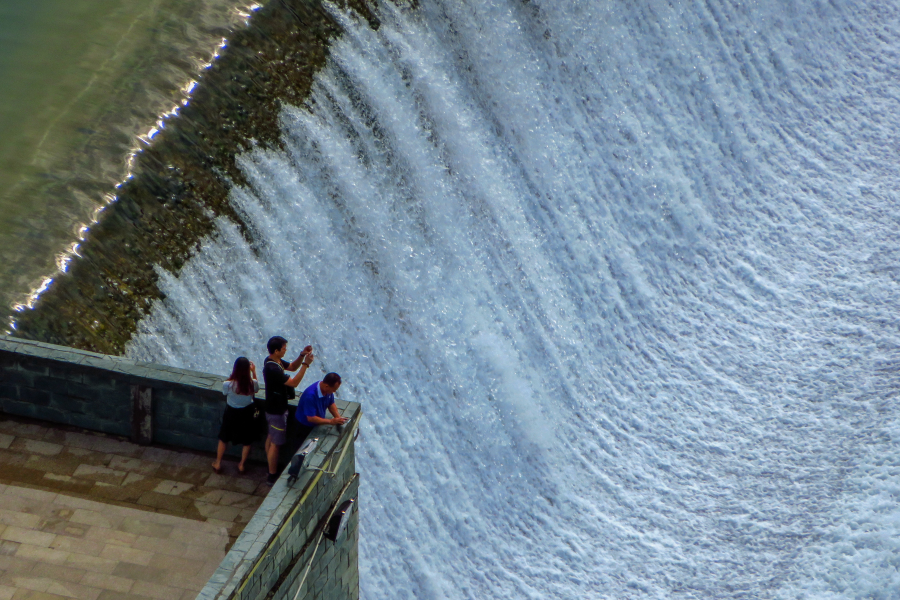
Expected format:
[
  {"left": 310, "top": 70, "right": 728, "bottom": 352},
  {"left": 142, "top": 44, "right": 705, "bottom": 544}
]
[{"left": 129, "top": 1, "right": 900, "bottom": 597}]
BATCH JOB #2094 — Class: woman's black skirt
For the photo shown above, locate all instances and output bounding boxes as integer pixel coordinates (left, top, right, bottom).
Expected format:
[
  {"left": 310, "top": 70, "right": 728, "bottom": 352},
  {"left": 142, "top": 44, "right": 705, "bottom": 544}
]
[{"left": 218, "top": 404, "right": 258, "bottom": 446}]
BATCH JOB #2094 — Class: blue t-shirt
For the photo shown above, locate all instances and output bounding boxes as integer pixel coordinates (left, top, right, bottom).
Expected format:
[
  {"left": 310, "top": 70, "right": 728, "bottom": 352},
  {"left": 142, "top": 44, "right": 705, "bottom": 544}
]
[{"left": 296, "top": 382, "right": 335, "bottom": 427}]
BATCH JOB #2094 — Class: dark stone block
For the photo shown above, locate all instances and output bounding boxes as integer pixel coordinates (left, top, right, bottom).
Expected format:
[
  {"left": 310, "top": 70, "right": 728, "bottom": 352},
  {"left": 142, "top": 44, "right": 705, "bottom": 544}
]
[
  {"left": 43, "top": 376, "right": 101, "bottom": 399},
  {"left": 1, "top": 399, "right": 41, "bottom": 419},
  {"left": 65, "top": 413, "right": 107, "bottom": 433},
  {"left": 49, "top": 395, "right": 89, "bottom": 416},
  {"left": 82, "top": 371, "right": 120, "bottom": 390},
  {"left": 186, "top": 403, "right": 221, "bottom": 421},
  {"left": 91, "top": 386, "right": 130, "bottom": 405},
  {"left": 0, "top": 362, "right": 18, "bottom": 376},
  {"left": 39, "top": 406, "right": 69, "bottom": 425},
  {"left": 0, "top": 383, "right": 18, "bottom": 400},
  {"left": 154, "top": 430, "right": 212, "bottom": 452},
  {"left": 45, "top": 363, "right": 84, "bottom": 383},
  {"left": 163, "top": 389, "right": 195, "bottom": 406},
  {"left": 18, "top": 360, "right": 50, "bottom": 376},
  {"left": 2, "top": 369, "right": 35, "bottom": 388},
  {"left": 156, "top": 413, "right": 214, "bottom": 436},
  {"left": 154, "top": 398, "right": 188, "bottom": 418},
  {"left": 18, "top": 387, "right": 52, "bottom": 407}
]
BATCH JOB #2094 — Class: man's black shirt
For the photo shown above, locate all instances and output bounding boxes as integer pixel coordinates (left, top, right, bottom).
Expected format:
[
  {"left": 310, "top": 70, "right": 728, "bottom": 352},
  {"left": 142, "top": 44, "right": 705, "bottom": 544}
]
[{"left": 263, "top": 357, "right": 291, "bottom": 414}]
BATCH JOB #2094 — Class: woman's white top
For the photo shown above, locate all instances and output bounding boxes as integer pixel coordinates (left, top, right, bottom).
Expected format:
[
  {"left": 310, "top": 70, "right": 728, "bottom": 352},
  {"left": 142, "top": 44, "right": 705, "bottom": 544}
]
[{"left": 223, "top": 379, "right": 260, "bottom": 408}]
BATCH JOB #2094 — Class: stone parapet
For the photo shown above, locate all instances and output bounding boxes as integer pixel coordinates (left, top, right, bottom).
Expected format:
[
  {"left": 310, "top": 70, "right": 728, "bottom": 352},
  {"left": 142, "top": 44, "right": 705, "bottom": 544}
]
[
  {"left": 200, "top": 403, "right": 361, "bottom": 600},
  {"left": 0, "top": 334, "right": 225, "bottom": 451}
]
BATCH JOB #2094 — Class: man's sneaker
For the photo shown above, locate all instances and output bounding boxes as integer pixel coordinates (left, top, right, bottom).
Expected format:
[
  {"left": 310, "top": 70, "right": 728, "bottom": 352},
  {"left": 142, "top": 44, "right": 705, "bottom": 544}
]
[{"left": 265, "top": 473, "right": 278, "bottom": 486}]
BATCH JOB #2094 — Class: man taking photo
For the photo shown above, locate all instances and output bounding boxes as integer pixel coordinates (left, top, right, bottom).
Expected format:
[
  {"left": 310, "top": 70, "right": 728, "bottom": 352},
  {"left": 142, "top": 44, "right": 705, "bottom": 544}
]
[{"left": 263, "top": 336, "right": 313, "bottom": 485}]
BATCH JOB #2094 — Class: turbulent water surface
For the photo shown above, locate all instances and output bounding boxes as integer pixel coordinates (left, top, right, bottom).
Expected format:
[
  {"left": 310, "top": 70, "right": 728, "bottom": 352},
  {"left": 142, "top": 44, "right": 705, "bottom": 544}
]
[{"left": 128, "top": 1, "right": 900, "bottom": 598}]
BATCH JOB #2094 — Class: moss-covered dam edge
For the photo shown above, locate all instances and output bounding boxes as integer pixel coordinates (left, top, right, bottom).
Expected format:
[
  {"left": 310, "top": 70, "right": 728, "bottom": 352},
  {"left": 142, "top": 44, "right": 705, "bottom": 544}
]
[{"left": 11, "top": 0, "right": 378, "bottom": 355}]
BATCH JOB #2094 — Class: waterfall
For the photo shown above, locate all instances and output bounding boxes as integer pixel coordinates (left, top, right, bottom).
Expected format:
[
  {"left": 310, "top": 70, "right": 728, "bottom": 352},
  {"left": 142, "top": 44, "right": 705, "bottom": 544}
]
[{"left": 128, "top": 1, "right": 900, "bottom": 597}]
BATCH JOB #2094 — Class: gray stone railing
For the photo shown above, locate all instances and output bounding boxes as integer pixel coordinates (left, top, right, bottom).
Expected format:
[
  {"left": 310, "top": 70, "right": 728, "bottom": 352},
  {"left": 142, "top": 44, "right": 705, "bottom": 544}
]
[
  {"left": 200, "top": 401, "right": 361, "bottom": 600},
  {"left": 0, "top": 334, "right": 228, "bottom": 451}
]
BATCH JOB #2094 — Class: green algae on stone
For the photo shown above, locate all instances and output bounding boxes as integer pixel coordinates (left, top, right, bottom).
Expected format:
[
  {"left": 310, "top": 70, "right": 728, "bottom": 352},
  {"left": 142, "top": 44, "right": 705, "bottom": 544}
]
[{"left": 12, "top": 0, "right": 377, "bottom": 354}]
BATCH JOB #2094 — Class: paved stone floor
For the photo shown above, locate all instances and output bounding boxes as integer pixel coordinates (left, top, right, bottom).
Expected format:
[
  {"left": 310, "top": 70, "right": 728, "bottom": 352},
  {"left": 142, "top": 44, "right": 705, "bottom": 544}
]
[
  {"left": 0, "top": 415, "right": 273, "bottom": 600},
  {"left": 0, "top": 484, "right": 225, "bottom": 600}
]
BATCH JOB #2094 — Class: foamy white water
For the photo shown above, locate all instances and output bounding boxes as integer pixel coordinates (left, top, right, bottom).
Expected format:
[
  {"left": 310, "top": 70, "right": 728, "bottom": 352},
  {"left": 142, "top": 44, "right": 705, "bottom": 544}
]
[{"left": 127, "top": 1, "right": 900, "bottom": 597}]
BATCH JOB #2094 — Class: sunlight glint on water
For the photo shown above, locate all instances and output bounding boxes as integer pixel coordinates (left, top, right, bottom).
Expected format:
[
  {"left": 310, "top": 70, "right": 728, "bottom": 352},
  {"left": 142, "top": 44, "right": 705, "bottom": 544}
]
[{"left": 128, "top": 1, "right": 900, "bottom": 597}]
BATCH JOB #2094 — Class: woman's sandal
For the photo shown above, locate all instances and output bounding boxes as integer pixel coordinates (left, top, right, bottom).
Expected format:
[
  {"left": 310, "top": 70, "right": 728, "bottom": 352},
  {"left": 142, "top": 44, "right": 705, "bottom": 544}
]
[{"left": 211, "top": 464, "right": 222, "bottom": 475}]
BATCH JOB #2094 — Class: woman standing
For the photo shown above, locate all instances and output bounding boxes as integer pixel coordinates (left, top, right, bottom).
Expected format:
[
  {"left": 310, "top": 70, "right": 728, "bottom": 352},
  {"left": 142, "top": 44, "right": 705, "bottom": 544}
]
[{"left": 212, "top": 357, "right": 260, "bottom": 474}]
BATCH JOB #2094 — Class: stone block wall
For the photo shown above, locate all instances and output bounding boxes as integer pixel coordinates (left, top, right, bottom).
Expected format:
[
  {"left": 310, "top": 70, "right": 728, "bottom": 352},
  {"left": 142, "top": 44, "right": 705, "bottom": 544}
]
[
  {"left": 200, "top": 402, "right": 361, "bottom": 600},
  {"left": 0, "top": 335, "right": 227, "bottom": 451}
]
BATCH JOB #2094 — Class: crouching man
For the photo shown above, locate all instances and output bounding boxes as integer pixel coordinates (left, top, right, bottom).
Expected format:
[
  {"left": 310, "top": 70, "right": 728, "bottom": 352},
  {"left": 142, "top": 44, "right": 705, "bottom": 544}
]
[{"left": 295, "top": 372, "right": 348, "bottom": 443}]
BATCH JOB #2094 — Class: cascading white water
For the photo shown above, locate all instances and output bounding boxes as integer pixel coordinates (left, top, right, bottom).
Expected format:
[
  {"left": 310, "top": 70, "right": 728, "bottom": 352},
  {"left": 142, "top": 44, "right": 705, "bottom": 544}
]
[{"left": 127, "top": 1, "right": 900, "bottom": 597}]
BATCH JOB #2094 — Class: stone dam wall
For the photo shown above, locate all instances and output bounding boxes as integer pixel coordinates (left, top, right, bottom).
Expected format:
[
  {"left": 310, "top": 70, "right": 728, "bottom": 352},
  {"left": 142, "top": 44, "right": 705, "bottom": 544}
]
[{"left": 0, "top": 334, "right": 361, "bottom": 600}]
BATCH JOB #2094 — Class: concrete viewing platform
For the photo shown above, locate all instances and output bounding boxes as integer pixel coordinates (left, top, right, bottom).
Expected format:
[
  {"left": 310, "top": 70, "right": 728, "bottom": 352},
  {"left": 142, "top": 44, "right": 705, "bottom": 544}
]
[
  {"left": 0, "top": 414, "right": 268, "bottom": 600},
  {"left": 0, "top": 335, "right": 362, "bottom": 600}
]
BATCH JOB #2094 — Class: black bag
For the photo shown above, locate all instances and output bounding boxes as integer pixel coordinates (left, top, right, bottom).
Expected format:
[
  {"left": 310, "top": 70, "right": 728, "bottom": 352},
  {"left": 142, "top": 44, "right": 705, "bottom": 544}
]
[{"left": 252, "top": 398, "right": 268, "bottom": 437}]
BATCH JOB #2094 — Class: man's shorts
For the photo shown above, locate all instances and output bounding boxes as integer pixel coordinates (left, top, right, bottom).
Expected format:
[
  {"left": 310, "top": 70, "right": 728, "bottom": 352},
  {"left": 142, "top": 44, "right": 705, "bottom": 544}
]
[{"left": 265, "top": 412, "right": 288, "bottom": 446}]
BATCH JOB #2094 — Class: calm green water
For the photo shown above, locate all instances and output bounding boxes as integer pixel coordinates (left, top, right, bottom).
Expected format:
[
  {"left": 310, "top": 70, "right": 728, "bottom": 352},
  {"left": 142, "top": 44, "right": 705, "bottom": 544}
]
[{"left": 0, "top": 0, "right": 247, "bottom": 319}]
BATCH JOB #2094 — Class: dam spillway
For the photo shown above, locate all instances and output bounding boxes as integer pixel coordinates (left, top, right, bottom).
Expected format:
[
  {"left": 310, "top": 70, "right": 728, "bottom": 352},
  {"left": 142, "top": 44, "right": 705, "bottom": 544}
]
[{"left": 15, "top": 0, "right": 900, "bottom": 598}]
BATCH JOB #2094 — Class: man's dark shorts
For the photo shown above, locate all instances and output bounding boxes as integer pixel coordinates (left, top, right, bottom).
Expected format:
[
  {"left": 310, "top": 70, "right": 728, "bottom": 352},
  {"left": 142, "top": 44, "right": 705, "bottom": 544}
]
[{"left": 266, "top": 412, "right": 288, "bottom": 446}]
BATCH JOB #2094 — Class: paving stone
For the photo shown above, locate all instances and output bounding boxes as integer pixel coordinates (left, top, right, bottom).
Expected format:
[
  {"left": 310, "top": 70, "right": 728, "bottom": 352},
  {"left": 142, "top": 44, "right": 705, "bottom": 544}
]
[
  {"left": 49, "top": 496, "right": 101, "bottom": 512},
  {"left": 194, "top": 489, "right": 259, "bottom": 509},
  {"left": 0, "top": 553, "right": 36, "bottom": 575},
  {"left": 13, "top": 441, "right": 62, "bottom": 458},
  {"left": 78, "top": 572, "right": 133, "bottom": 594},
  {"left": 0, "top": 423, "right": 46, "bottom": 439},
  {"left": 154, "top": 464, "right": 211, "bottom": 487},
  {"left": 147, "top": 553, "right": 205, "bottom": 576},
  {"left": 1, "top": 527, "right": 54, "bottom": 549},
  {"left": 204, "top": 474, "right": 258, "bottom": 495},
  {"left": 50, "top": 580, "right": 103, "bottom": 600},
  {"left": 13, "top": 545, "right": 69, "bottom": 566},
  {"left": 0, "top": 454, "right": 27, "bottom": 469},
  {"left": 118, "top": 520, "right": 173, "bottom": 540},
  {"left": 130, "top": 580, "right": 184, "bottom": 600},
  {"left": 111, "top": 562, "right": 166, "bottom": 583},
  {"left": 27, "top": 563, "right": 84, "bottom": 585},
  {"left": 169, "top": 528, "right": 227, "bottom": 551},
  {"left": 71, "top": 466, "right": 126, "bottom": 486},
  {"left": 48, "top": 537, "right": 103, "bottom": 557},
  {"left": 0, "top": 510, "right": 41, "bottom": 530},
  {"left": 69, "top": 510, "right": 121, "bottom": 530},
  {"left": 107, "top": 458, "right": 159, "bottom": 477},
  {"left": 194, "top": 503, "right": 241, "bottom": 523},
  {"left": 95, "top": 592, "right": 153, "bottom": 600},
  {"left": 135, "top": 492, "right": 192, "bottom": 514},
  {"left": 140, "top": 448, "right": 194, "bottom": 468},
  {"left": 61, "top": 448, "right": 110, "bottom": 467},
  {"left": 82, "top": 528, "right": 137, "bottom": 548},
  {"left": 152, "top": 480, "right": 193, "bottom": 496},
  {"left": 4, "top": 575, "right": 50, "bottom": 594},
  {"left": 63, "top": 554, "right": 117, "bottom": 575},
  {"left": 121, "top": 473, "right": 145, "bottom": 486},
  {"left": 87, "top": 483, "right": 144, "bottom": 505},
  {"left": 98, "top": 545, "right": 153, "bottom": 566}
]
